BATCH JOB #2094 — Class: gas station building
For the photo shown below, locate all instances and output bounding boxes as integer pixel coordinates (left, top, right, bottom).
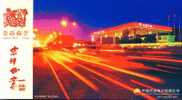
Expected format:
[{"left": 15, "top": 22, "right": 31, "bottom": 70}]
[{"left": 91, "top": 22, "right": 174, "bottom": 45}]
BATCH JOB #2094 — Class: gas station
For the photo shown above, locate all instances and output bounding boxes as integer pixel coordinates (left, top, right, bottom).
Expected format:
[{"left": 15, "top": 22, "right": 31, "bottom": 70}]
[{"left": 91, "top": 22, "right": 174, "bottom": 45}]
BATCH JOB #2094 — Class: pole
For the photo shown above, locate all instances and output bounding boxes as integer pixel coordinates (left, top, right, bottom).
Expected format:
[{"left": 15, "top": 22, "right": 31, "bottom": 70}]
[
  {"left": 179, "top": 17, "right": 181, "bottom": 41},
  {"left": 168, "top": 15, "right": 170, "bottom": 26},
  {"left": 173, "top": 13, "right": 176, "bottom": 38}
]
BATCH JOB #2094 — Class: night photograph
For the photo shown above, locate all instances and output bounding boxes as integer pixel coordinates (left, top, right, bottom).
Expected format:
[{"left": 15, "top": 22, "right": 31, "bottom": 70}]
[{"left": 33, "top": 0, "right": 182, "bottom": 99}]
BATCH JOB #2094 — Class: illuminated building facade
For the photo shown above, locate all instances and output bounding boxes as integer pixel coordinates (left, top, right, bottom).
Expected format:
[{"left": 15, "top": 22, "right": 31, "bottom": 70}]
[{"left": 91, "top": 22, "right": 174, "bottom": 45}]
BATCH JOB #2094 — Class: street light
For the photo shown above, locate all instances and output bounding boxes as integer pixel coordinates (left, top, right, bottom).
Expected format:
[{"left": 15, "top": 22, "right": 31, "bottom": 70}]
[
  {"left": 60, "top": 19, "right": 77, "bottom": 27},
  {"left": 72, "top": 21, "right": 77, "bottom": 27},
  {"left": 60, "top": 20, "right": 68, "bottom": 27},
  {"left": 60, "top": 19, "right": 78, "bottom": 35}
]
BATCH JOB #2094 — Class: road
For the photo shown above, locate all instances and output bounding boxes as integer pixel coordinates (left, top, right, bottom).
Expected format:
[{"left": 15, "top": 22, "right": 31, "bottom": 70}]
[{"left": 33, "top": 47, "right": 182, "bottom": 100}]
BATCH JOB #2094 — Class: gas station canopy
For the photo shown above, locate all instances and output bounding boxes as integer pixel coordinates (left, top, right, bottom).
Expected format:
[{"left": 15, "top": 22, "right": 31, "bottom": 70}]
[{"left": 93, "top": 22, "right": 172, "bottom": 37}]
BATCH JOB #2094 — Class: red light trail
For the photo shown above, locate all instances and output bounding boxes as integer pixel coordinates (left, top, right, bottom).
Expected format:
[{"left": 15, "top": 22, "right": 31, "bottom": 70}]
[{"left": 34, "top": 48, "right": 182, "bottom": 99}]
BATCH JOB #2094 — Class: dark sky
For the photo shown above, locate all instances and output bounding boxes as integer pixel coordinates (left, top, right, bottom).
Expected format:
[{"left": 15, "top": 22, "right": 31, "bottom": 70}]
[
  {"left": 34, "top": 0, "right": 182, "bottom": 39},
  {"left": 34, "top": 0, "right": 182, "bottom": 28}
]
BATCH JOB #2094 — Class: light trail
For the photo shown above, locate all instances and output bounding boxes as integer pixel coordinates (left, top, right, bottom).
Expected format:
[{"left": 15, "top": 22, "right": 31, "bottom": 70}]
[
  {"left": 43, "top": 57, "right": 70, "bottom": 100},
  {"left": 128, "top": 56, "right": 182, "bottom": 63},
  {"left": 99, "top": 49, "right": 125, "bottom": 53},
  {"left": 57, "top": 51, "right": 163, "bottom": 83},
  {"left": 75, "top": 53, "right": 105, "bottom": 62},
  {"left": 130, "top": 79, "right": 154, "bottom": 89},
  {"left": 78, "top": 63, "right": 133, "bottom": 90},
  {"left": 157, "top": 64, "right": 182, "bottom": 70},
  {"left": 77, "top": 63, "right": 156, "bottom": 100},
  {"left": 145, "top": 67, "right": 174, "bottom": 74},
  {"left": 143, "top": 51, "right": 172, "bottom": 55},
  {"left": 44, "top": 51, "right": 99, "bottom": 91},
  {"left": 34, "top": 49, "right": 180, "bottom": 100},
  {"left": 76, "top": 52, "right": 175, "bottom": 74}
]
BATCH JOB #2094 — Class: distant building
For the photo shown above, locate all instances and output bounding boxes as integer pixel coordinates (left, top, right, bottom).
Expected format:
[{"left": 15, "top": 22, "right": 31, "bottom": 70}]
[
  {"left": 48, "top": 34, "right": 75, "bottom": 49},
  {"left": 91, "top": 22, "right": 174, "bottom": 45},
  {"left": 73, "top": 40, "right": 96, "bottom": 48}
]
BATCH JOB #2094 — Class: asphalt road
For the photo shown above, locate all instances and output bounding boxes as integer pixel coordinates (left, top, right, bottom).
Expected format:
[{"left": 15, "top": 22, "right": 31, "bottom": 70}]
[{"left": 33, "top": 47, "right": 182, "bottom": 100}]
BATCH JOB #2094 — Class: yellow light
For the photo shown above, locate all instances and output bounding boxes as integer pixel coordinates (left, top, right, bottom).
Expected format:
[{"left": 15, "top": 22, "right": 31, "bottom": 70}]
[
  {"left": 33, "top": 28, "right": 38, "bottom": 32},
  {"left": 52, "top": 31, "right": 58, "bottom": 38},
  {"left": 52, "top": 31, "right": 57, "bottom": 35},
  {"left": 73, "top": 43, "right": 78, "bottom": 48},
  {"left": 78, "top": 43, "right": 81, "bottom": 47},
  {"left": 133, "top": 88, "right": 141, "bottom": 95},
  {"left": 33, "top": 33, "right": 36, "bottom": 39},
  {"left": 49, "top": 34, "right": 54, "bottom": 39},
  {"left": 33, "top": 40, "right": 41, "bottom": 47},
  {"left": 58, "top": 41, "right": 62, "bottom": 44},
  {"left": 60, "top": 20, "right": 68, "bottom": 27},
  {"left": 104, "top": 34, "right": 108, "bottom": 38}
]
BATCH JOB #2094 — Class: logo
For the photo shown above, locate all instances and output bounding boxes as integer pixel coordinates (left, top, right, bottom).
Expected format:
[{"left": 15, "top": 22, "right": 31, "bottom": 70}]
[{"left": 3, "top": 8, "right": 28, "bottom": 27}]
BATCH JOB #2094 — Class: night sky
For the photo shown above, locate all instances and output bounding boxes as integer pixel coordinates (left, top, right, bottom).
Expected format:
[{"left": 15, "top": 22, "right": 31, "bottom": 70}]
[{"left": 34, "top": 0, "right": 182, "bottom": 39}]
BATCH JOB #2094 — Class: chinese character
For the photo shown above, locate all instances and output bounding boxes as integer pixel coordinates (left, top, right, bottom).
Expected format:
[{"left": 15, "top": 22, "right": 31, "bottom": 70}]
[
  {"left": 10, "top": 58, "right": 16, "bottom": 65},
  {"left": 18, "top": 80, "right": 26, "bottom": 91},
  {"left": 10, "top": 46, "right": 19, "bottom": 56},
  {"left": 18, "top": 84, "right": 26, "bottom": 91},
  {"left": 9, "top": 76, "right": 17, "bottom": 90},
  {"left": 3, "top": 31, "right": 8, "bottom": 36},
  {"left": 3, "top": 8, "right": 28, "bottom": 27},
  {"left": 10, "top": 67, "right": 20, "bottom": 74}
]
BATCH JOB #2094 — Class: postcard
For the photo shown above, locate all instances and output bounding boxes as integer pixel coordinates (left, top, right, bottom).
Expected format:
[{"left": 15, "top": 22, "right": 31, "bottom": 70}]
[{"left": 0, "top": 0, "right": 182, "bottom": 99}]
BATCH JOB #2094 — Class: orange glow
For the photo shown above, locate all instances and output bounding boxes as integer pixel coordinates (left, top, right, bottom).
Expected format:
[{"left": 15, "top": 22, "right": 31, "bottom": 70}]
[
  {"left": 78, "top": 63, "right": 133, "bottom": 90},
  {"left": 93, "top": 22, "right": 172, "bottom": 36},
  {"left": 35, "top": 49, "right": 173, "bottom": 100},
  {"left": 99, "top": 49, "right": 125, "bottom": 53},
  {"left": 44, "top": 51, "right": 98, "bottom": 91},
  {"left": 78, "top": 64, "right": 156, "bottom": 100},
  {"left": 56, "top": 51, "right": 163, "bottom": 83},
  {"left": 60, "top": 20, "right": 68, "bottom": 27}
]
